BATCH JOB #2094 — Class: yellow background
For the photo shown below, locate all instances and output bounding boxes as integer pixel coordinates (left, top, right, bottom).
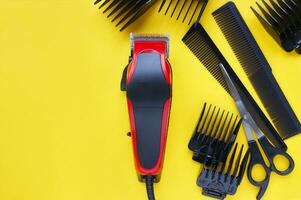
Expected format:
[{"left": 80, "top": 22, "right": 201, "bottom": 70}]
[{"left": 0, "top": 0, "right": 300, "bottom": 199}]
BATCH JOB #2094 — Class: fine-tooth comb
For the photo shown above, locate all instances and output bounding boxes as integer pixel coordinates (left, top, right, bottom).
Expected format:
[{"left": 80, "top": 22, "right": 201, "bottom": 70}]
[
  {"left": 251, "top": 0, "right": 301, "bottom": 54},
  {"left": 94, "top": 0, "right": 157, "bottom": 31},
  {"left": 182, "top": 23, "right": 287, "bottom": 150},
  {"left": 158, "top": 0, "right": 209, "bottom": 25},
  {"left": 212, "top": 2, "right": 301, "bottom": 139},
  {"left": 197, "top": 143, "right": 250, "bottom": 199},
  {"left": 188, "top": 103, "right": 242, "bottom": 167}
]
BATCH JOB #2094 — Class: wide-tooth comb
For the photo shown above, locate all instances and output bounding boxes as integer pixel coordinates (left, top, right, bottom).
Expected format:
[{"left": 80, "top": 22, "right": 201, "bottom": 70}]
[
  {"left": 182, "top": 23, "right": 287, "bottom": 150},
  {"left": 158, "top": 0, "right": 209, "bottom": 25},
  {"left": 94, "top": 0, "right": 157, "bottom": 31},
  {"left": 213, "top": 2, "right": 301, "bottom": 139},
  {"left": 251, "top": 0, "right": 301, "bottom": 53},
  {"left": 196, "top": 143, "right": 250, "bottom": 199},
  {"left": 188, "top": 103, "right": 241, "bottom": 167}
]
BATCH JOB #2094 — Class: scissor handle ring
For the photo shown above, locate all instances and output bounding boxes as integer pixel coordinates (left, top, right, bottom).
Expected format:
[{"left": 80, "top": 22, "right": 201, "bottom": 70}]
[
  {"left": 270, "top": 152, "right": 294, "bottom": 175},
  {"left": 258, "top": 136, "right": 295, "bottom": 175},
  {"left": 247, "top": 141, "right": 270, "bottom": 199},
  {"left": 247, "top": 144, "right": 270, "bottom": 185}
]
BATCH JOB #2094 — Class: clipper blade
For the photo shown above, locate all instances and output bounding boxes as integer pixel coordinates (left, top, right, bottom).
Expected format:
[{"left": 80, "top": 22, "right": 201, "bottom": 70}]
[
  {"left": 130, "top": 33, "right": 170, "bottom": 57},
  {"left": 94, "top": 0, "right": 157, "bottom": 31},
  {"left": 251, "top": 0, "right": 301, "bottom": 54}
]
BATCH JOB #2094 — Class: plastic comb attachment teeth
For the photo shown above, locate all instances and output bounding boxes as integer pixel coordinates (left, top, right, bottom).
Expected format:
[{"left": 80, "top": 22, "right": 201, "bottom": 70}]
[
  {"left": 197, "top": 144, "right": 250, "bottom": 199},
  {"left": 94, "top": 0, "right": 157, "bottom": 31},
  {"left": 188, "top": 103, "right": 242, "bottom": 167},
  {"left": 251, "top": 0, "right": 301, "bottom": 53},
  {"left": 182, "top": 23, "right": 232, "bottom": 94},
  {"left": 212, "top": 1, "right": 301, "bottom": 139},
  {"left": 158, "top": 0, "right": 208, "bottom": 25}
]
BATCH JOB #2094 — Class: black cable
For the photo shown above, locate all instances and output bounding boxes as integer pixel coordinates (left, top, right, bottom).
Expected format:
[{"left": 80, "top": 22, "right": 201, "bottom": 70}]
[{"left": 145, "top": 176, "right": 155, "bottom": 200}]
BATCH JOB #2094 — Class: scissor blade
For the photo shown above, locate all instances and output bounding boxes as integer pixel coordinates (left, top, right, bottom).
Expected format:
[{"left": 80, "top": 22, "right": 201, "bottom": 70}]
[
  {"left": 219, "top": 64, "right": 287, "bottom": 151},
  {"left": 219, "top": 64, "right": 253, "bottom": 120},
  {"left": 242, "top": 120, "right": 256, "bottom": 142},
  {"left": 219, "top": 64, "right": 256, "bottom": 141},
  {"left": 219, "top": 64, "right": 241, "bottom": 102}
]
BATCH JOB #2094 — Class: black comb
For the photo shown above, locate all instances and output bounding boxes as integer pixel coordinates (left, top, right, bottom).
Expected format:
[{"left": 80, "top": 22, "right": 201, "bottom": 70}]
[
  {"left": 94, "top": 0, "right": 157, "bottom": 31},
  {"left": 197, "top": 143, "right": 250, "bottom": 199},
  {"left": 158, "top": 0, "right": 208, "bottom": 25},
  {"left": 182, "top": 23, "right": 287, "bottom": 150},
  {"left": 212, "top": 2, "right": 301, "bottom": 139},
  {"left": 251, "top": 0, "right": 301, "bottom": 54},
  {"left": 188, "top": 103, "right": 241, "bottom": 167}
]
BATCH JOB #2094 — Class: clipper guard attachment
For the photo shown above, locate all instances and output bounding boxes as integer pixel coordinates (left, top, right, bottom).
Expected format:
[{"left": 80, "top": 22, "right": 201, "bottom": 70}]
[
  {"left": 94, "top": 0, "right": 157, "bottom": 31},
  {"left": 197, "top": 144, "right": 250, "bottom": 199},
  {"left": 188, "top": 103, "right": 242, "bottom": 167},
  {"left": 251, "top": 0, "right": 301, "bottom": 54},
  {"left": 158, "top": 0, "right": 209, "bottom": 25}
]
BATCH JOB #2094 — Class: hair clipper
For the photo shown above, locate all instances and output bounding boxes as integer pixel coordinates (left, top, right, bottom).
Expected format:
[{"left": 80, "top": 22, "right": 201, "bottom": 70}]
[{"left": 121, "top": 33, "right": 172, "bottom": 200}]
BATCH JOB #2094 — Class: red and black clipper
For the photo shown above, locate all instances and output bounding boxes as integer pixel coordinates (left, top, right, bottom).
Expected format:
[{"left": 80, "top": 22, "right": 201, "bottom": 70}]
[{"left": 121, "top": 33, "right": 172, "bottom": 200}]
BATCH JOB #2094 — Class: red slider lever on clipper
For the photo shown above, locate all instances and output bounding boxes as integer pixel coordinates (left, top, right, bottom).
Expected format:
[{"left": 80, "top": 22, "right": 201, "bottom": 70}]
[{"left": 121, "top": 33, "right": 172, "bottom": 200}]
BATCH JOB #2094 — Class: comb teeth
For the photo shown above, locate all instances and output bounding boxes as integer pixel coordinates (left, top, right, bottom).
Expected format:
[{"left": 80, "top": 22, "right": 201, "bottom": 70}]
[
  {"left": 225, "top": 143, "right": 238, "bottom": 176},
  {"left": 94, "top": 0, "right": 157, "bottom": 31},
  {"left": 188, "top": 103, "right": 241, "bottom": 167},
  {"left": 158, "top": 0, "right": 208, "bottom": 25},
  {"left": 213, "top": 2, "right": 301, "bottom": 139},
  {"left": 251, "top": 0, "right": 301, "bottom": 53},
  {"left": 196, "top": 143, "right": 249, "bottom": 198},
  {"left": 195, "top": 103, "right": 239, "bottom": 143},
  {"left": 182, "top": 22, "right": 287, "bottom": 150},
  {"left": 182, "top": 23, "right": 231, "bottom": 94},
  {"left": 213, "top": 2, "right": 270, "bottom": 77}
]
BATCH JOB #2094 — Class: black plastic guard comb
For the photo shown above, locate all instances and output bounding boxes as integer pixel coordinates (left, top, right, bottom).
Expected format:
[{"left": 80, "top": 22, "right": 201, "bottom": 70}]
[
  {"left": 212, "top": 2, "right": 301, "bottom": 139},
  {"left": 197, "top": 144, "right": 250, "bottom": 199},
  {"left": 251, "top": 0, "right": 301, "bottom": 54},
  {"left": 94, "top": 0, "right": 157, "bottom": 31},
  {"left": 158, "top": 0, "right": 208, "bottom": 25},
  {"left": 182, "top": 23, "right": 287, "bottom": 150},
  {"left": 188, "top": 103, "right": 241, "bottom": 167}
]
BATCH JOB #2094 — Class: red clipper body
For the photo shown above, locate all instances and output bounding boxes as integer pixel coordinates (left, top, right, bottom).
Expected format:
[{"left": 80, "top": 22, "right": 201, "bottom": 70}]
[{"left": 121, "top": 34, "right": 172, "bottom": 185}]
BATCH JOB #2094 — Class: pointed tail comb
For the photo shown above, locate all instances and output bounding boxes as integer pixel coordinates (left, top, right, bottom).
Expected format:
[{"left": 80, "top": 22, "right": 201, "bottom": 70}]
[
  {"left": 158, "top": 0, "right": 209, "bottom": 25},
  {"left": 94, "top": 0, "right": 157, "bottom": 31},
  {"left": 197, "top": 144, "right": 250, "bottom": 199},
  {"left": 188, "top": 103, "right": 242, "bottom": 167},
  {"left": 251, "top": 0, "right": 301, "bottom": 54}
]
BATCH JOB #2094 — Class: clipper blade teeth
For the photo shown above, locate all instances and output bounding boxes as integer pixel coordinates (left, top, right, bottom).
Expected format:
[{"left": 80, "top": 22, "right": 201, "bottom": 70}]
[{"left": 130, "top": 33, "right": 170, "bottom": 57}]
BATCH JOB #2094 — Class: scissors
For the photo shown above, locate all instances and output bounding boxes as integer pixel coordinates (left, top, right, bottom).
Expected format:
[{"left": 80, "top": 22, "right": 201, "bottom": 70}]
[{"left": 219, "top": 64, "right": 294, "bottom": 200}]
